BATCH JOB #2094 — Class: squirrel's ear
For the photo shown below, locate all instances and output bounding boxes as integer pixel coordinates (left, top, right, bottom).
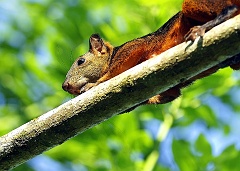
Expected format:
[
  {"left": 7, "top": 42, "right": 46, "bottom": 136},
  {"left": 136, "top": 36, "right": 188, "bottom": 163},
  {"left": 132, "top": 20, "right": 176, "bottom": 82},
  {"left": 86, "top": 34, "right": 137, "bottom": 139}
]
[{"left": 89, "top": 34, "right": 104, "bottom": 53}]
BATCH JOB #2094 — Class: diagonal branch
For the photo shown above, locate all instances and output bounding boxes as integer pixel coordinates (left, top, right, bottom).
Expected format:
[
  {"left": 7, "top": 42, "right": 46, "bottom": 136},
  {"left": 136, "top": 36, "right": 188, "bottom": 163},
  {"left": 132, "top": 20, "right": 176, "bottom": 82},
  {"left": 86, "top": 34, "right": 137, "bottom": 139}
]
[{"left": 1, "top": 14, "right": 240, "bottom": 171}]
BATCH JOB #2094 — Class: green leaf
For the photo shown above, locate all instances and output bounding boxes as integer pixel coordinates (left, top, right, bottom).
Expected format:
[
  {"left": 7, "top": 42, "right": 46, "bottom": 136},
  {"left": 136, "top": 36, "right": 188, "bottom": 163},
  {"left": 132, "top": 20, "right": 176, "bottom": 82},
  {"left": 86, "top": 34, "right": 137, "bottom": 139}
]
[
  {"left": 195, "top": 134, "right": 212, "bottom": 161},
  {"left": 172, "top": 139, "right": 197, "bottom": 171}
]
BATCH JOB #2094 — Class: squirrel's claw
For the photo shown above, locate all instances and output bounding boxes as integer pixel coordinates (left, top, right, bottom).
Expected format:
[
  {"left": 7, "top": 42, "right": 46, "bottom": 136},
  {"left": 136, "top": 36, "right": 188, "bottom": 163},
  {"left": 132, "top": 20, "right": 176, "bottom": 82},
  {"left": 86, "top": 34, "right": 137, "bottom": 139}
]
[{"left": 184, "top": 26, "right": 206, "bottom": 41}]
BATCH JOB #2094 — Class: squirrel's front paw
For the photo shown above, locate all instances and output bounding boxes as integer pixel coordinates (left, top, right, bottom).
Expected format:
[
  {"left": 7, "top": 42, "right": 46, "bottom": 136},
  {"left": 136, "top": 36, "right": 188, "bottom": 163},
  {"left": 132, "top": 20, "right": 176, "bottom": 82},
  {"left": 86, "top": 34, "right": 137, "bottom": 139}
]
[
  {"left": 184, "top": 26, "right": 206, "bottom": 41},
  {"left": 80, "top": 83, "right": 98, "bottom": 94}
]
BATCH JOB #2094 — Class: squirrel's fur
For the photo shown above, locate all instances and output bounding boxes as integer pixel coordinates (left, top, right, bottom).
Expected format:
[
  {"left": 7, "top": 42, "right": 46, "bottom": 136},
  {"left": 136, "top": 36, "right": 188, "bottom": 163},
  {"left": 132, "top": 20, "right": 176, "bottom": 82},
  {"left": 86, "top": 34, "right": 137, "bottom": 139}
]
[{"left": 63, "top": 0, "right": 240, "bottom": 106}]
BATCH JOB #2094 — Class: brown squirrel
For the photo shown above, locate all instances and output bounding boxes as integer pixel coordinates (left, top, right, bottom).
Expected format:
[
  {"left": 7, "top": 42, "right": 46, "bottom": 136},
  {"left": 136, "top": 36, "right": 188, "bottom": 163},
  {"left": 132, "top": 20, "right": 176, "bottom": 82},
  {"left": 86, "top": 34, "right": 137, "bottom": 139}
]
[{"left": 62, "top": 0, "right": 240, "bottom": 105}]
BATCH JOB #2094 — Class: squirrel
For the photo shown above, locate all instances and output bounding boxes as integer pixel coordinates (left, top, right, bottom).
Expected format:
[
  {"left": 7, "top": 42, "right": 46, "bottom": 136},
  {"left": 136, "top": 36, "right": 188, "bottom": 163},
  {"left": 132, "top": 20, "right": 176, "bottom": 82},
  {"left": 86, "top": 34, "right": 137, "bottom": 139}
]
[{"left": 62, "top": 0, "right": 240, "bottom": 106}]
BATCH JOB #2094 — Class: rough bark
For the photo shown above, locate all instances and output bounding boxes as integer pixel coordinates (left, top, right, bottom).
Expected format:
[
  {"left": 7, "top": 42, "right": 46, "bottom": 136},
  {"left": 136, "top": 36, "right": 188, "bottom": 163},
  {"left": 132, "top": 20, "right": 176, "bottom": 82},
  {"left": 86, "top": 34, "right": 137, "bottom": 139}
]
[{"left": 1, "top": 14, "right": 240, "bottom": 171}]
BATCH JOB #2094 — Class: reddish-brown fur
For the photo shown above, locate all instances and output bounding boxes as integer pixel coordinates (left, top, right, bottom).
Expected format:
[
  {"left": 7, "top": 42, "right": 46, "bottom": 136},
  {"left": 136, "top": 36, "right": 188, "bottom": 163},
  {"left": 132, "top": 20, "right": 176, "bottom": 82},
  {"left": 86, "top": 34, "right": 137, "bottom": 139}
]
[{"left": 63, "top": 0, "right": 240, "bottom": 106}]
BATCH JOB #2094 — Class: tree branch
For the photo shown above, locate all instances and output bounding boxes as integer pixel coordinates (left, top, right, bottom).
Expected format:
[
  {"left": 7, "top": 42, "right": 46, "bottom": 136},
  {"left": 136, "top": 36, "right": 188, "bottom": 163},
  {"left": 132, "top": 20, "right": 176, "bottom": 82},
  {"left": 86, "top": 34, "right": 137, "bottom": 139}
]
[{"left": 1, "top": 14, "right": 240, "bottom": 171}]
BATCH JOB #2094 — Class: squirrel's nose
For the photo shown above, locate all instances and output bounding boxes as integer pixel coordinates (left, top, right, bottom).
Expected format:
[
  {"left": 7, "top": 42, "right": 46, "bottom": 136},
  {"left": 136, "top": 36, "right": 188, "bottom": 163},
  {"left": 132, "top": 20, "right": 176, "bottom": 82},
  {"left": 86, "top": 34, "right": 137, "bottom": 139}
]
[
  {"left": 62, "top": 82, "right": 80, "bottom": 95},
  {"left": 62, "top": 82, "right": 70, "bottom": 92}
]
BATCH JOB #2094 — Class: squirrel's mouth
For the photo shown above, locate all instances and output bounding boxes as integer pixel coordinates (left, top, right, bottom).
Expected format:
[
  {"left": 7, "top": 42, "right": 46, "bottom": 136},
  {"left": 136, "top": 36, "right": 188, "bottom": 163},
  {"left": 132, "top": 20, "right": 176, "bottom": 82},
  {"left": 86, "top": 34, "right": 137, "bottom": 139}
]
[
  {"left": 69, "top": 88, "right": 81, "bottom": 96},
  {"left": 62, "top": 82, "right": 82, "bottom": 95},
  {"left": 62, "top": 78, "right": 88, "bottom": 96}
]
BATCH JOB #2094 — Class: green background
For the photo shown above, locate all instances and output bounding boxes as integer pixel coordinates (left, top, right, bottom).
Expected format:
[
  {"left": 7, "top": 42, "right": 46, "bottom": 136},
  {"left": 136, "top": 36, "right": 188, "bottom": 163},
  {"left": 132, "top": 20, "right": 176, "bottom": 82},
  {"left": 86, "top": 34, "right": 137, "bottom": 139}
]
[{"left": 1, "top": 0, "right": 240, "bottom": 170}]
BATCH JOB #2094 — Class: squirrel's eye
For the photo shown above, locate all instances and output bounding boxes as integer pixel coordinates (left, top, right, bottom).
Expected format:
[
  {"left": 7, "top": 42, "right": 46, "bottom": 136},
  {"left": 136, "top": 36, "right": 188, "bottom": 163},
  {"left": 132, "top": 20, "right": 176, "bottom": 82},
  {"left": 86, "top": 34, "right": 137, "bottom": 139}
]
[{"left": 77, "top": 58, "right": 85, "bottom": 66}]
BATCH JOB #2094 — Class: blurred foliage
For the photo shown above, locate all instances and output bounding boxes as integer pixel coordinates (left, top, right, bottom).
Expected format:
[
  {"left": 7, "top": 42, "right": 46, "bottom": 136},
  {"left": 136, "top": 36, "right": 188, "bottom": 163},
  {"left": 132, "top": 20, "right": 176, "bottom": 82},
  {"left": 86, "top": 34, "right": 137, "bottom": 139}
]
[{"left": 1, "top": 0, "right": 240, "bottom": 170}]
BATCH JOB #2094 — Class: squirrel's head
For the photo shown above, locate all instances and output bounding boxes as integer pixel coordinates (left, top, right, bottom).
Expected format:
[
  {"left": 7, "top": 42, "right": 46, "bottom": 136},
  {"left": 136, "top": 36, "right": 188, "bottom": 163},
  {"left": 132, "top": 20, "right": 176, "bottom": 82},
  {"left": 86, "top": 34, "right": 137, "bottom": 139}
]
[{"left": 62, "top": 34, "right": 113, "bottom": 95}]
